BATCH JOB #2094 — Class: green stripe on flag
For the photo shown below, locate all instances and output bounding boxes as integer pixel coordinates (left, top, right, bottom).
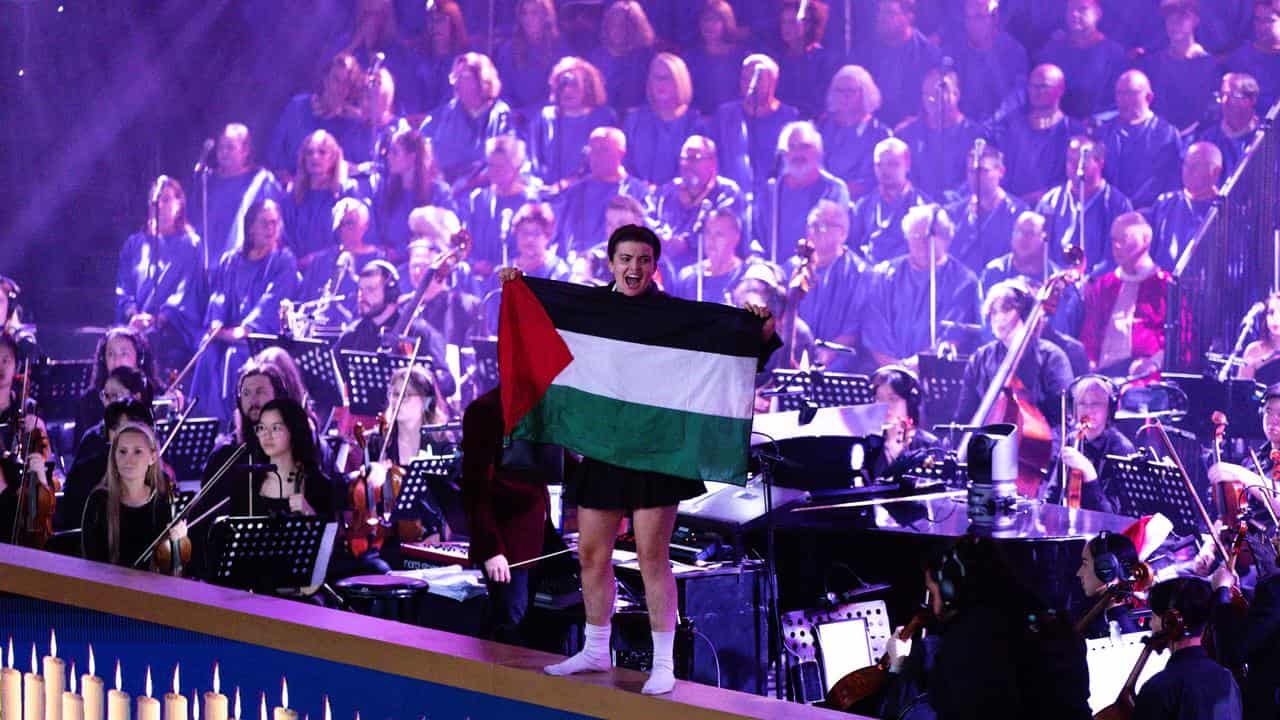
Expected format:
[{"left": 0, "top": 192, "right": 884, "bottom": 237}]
[{"left": 512, "top": 384, "right": 753, "bottom": 484}]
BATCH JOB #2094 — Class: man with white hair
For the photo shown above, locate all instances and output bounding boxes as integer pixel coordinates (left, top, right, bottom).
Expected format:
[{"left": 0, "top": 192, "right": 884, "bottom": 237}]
[
  {"left": 863, "top": 204, "right": 981, "bottom": 367},
  {"left": 850, "top": 137, "right": 930, "bottom": 263},
  {"left": 551, "top": 126, "right": 648, "bottom": 256},
  {"left": 463, "top": 135, "right": 536, "bottom": 278},
  {"left": 754, "top": 121, "right": 851, "bottom": 263},
  {"left": 297, "top": 197, "right": 385, "bottom": 323},
  {"left": 711, "top": 54, "right": 800, "bottom": 194},
  {"left": 651, "top": 135, "right": 745, "bottom": 268},
  {"left": 1096, "top": 70, "right": 1184, "bottom": 209}
]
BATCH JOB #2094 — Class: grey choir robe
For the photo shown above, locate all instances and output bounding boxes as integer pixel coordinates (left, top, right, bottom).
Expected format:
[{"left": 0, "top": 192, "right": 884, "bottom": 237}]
[
  {"left": 1035, "top": 181, "right": 1133, "bottom": 273},
  {"left": 1146, "top": 190, "right": 1214, "bottom": 271},
  {"left": 115, "top": 229, "right": 208, "bottom": 373},
  {"left": 863, "top": 255, "right": 982, "bottom": 362},
  {"left": 1097, "top": 114, "right": 1185, "bottom": 209},
  {"left": 190, "top": 247, "right": 300, "bottom": 426},
  {"left": 754, "top": 170, "right": 851, "bottom": 264},
  {"left": 850, "top": 186, "right": 932, "bottom": 264},
  {"left": 785, "top": 249, "right": 875, "bottom": 372}
]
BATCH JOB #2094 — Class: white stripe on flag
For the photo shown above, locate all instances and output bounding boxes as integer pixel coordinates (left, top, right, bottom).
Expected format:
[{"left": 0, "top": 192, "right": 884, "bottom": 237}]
[{"left": 553, "top": 330, "right": 757, "bottom": 420}]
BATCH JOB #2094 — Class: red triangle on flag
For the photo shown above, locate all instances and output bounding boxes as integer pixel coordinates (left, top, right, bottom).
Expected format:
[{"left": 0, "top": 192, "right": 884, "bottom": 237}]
[{"left": 499, "top": 276, "right": 574, "bottom": 433}]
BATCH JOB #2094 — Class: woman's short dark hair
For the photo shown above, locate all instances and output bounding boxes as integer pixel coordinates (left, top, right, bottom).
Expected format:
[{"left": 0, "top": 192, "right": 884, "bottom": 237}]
[
  {"left": 1085, "top": 531, "right": 1140, "bottom": 583},
  {"left": 103, "top": 398, "right": 155, "bottom": 429},
  {"left": 105, "top": 365, "right": 154, "bottom": 406},
  {"left": 607, "top": 224, "right": 662, "bottom": 262},
  {"left": 255, "top": 397, "right": 318, "bottom": 468},
  {"left": 1148, "top": 577, "right": 1213, "bottom": 636}
]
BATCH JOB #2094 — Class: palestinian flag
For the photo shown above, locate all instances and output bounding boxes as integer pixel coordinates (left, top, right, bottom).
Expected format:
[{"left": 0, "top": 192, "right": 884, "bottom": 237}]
[{"left": 499, "top": 277, "right": 766, "bottom": 485}]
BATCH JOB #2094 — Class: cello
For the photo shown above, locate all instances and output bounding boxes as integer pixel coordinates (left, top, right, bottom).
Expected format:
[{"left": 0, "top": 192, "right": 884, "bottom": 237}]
[
  {"left": 10, "top": 359, "right": 56, "bottom": 549},
  {"left": 1092, "top": 620, "right": 1180, "bottom": 720},
  {"left": 962, "top": 247, "right": 1085, "bottom": 498},
  {"left": 824, "top": 608, "right": 933, "bottom": 711},
  {"left": 784, "top": 238, "right": 816, "bottom": 368}
]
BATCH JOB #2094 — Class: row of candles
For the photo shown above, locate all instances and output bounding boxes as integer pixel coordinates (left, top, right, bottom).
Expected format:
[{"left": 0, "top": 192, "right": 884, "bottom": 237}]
[{"left": 0, "top": 632, "right": 330, "bottom": 720}]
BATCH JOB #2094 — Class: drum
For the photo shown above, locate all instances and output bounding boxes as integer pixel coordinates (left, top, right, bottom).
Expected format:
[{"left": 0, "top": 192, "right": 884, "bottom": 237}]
[{"left": 334, "top": 574, "right": 428, "bottom": 623}]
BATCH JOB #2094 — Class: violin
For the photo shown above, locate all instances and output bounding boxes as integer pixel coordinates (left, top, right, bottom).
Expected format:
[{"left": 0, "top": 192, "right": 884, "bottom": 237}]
[
  {"left": 785, "top": 238, "right": 816, "bottom": 368},
  {"left": 11, "top": 426, "right": 55, "bottom": 549},
  {"left": 383, "top": 229, "right": 471, "bottom": 356},
  {"left": 825, "top": 609, "right": 932, "bottom": 711},
  {"left": 150, "top": 489, "right": 192, "bottom": 577},
  {"left": 1074, "top": 561, "right": 1152, "bottom": 636},
  {"left": 1093, "top": 620, "right": 1181, "bottom": 720},
  {"left": 1064, "top": 419, "right": 1092, "bottom": 510},
  {"left": 346, "top": 421, "right": 390, "bottom": 557}
]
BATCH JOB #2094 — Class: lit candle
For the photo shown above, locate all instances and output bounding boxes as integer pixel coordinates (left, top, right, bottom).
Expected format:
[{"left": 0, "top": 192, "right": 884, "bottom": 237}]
[
  {"left": 231, "top": 691, "right": 239, "bottom": 720},
  {"left": 106, "top": 663, "right": 128, "bottom": 720},
  {"left": 321, "top": 697, "right": 329, "bottom": 720},
  {"left": 135, "top": 668, "right": 159, "bottom": 720},
  {"left": 270, "top": 680, "right": 293, "bottom": 720},
  {"left": 62, "top": 663, "right": 84, "bottom": 720},
  {"left": 161, "top": 666, "right": 185, "bottom": 720},
  {"left": 190, "top": 693, "right": 197, "bottom": 720},
  {"left": 44, "top": 630, "right": 65, "bottom": 720},
  {"left": 256, "top": 693, "right": 264, "bottom": 720},
  {"left": 199, "top": 666, "right": 225, "bottom": 720},
  {"left": 25, "top": 644, "right": 45, "bottom": 720},
  {"left": 3, "top": 638, "right": 22, "bottom": 720},
  {"left": 81, "top": 647, "right": 104, "bottom": 720}
]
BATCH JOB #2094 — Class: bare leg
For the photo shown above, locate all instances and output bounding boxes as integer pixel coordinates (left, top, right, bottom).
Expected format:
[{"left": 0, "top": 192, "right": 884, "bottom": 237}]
[
  {"left": 544, "top": 507, "right": 623, "bottom": 675},
  {"left": 632, "top": 504, "right": 679, "bottom": 694}
]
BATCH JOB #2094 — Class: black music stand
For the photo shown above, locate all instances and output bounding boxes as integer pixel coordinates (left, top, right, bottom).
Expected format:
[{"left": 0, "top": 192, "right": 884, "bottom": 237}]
[
  {"left": 172, "top": 490, "right": 196, "bottom": 517},
  {"left": 1108, "top": 456, "right": 1206, "bottom": 535},
  {"left": 1162, "top": 372, "right": 1262, "bottom": 442},
  {"left": 206, "top": 515, "right": 338, "bottom": 593},
  {"left": 1256, "top": 357, "right": 1280, "bottom": 388},
  {"left": 471, "top": 337, "right": 499, "bottom": 395},
  {"left": 918, "top": 353, "right": 969, "bottom": 429},
  {"left": 246, "top": 334, "right": 344, "bottom": 409},
  {"left": 31, "top": 359, "right": 94, "bottom": 421},
  {"left": 770, "top": 370, "right": 874, "bottom": 411},
  {"left": 392, "top": 455, "right": 459, "bottom": 521},
  {"left": 336, "top": 350, "right": 424, "bottom": 416},
  {"left": 155, "top": 417, "right": 220, "bottom": 482}
]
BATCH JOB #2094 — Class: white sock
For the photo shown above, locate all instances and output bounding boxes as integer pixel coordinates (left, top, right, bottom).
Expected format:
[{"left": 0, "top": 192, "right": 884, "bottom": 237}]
[
  {"left": 641, "top": 630, "right": 676, "bottom": 695},
  {"left": 545, "top": 622, "right": 613, "bottom": 675}
]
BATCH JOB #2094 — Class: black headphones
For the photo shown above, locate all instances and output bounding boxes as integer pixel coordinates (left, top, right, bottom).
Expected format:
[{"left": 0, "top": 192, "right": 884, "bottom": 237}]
[
  {"left": 363, "top": 260, "right": 401, "bottom": 303},
  {"left": 1090, "top": 531, "right": 1124, "bottom": 584},
  {"left": 1066, "top": 373, "right": 1119, "bottom": 420},
  {"left": 871, "top": 364, "right": 923, "bottom": 425}
]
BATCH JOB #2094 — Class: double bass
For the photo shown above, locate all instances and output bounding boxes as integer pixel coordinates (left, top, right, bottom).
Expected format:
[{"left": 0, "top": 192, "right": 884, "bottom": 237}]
[{"left": 963, "top": 247, "right": 1085, "bottom": 498}]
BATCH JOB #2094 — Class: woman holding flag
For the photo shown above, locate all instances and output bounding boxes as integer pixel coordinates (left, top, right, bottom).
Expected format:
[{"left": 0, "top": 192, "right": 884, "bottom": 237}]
[{"left": 499, "top": 224, "right": 778, "bottom": 695}]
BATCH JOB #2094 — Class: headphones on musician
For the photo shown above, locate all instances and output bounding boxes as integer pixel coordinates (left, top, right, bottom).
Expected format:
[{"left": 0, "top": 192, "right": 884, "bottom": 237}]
[
  {"left": 1087, "top": 530, "right": 1138, "bottom": 585},
  {"left": 1148, "top": 577, "right": 1212, "bottom": 638},
  {"left": 362, "top": 260, "right": 401, "bottom": 303},
  {"left": 871, "top": 364, "right": 923, "bottom": 426},
  {"left": 984, "top": 278, "right": 1035, "bottom": 322},
  {"left": 1067, "top": 373, "right": 1119, "bottom": 421}
]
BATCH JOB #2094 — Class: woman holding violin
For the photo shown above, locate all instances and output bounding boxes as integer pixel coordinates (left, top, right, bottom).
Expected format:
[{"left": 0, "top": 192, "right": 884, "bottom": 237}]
[
  {"left": 81, "top": 422, "right": 185, "bottom": 568},
  {"left": 238, "top": 397, "right": 338, "bottom": 520},
  {"left": 1075, "top": 531, "right": 1146, "bottom": 639},
  {"left": 1047, "top": 375, "right": 1136, "bottom": 512}
]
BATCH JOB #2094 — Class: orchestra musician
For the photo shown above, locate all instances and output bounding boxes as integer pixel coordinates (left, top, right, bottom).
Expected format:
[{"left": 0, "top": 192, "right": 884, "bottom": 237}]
[
  {"left": 1132, "top": 578, "right": 1242, "bottom": 720},
  {"left": 59, "top": 399, "right": 154, "bottom": 532},
  {"left": 1207, "top": 382, "right": 1280, "bottom": 521},
  {"left": 0, "top": 278, "right": 36, "bottom": 362},
  {"left": 237, "top": 397, "right": 338, "bottom": 520},
  {"left": 1075, "top": 530, "right": 1144, "bottom": 638},
  {"left": 81, "top": 422, "right": 186, "bottom": 568},
  {"left": 1045, "top": 375, "right": 1136, "bottom": 511},
  {"left": 866, "top": 365, "right": 939, "bottom": 481},
  {"left": 503, "top": 224, "right": 778, "bottom": 695},
  {"left": 1211, "top": 527, "right": 1280, "bottom": 720},
  {"left": 0, "top": 333, "right": 45, "bottom": 453},
  {"left": 1238, "top": 292, "right": 1280, "bottom": 380},
  {"left": 75, "top": 327, "right": 165, "bottom": 448}
]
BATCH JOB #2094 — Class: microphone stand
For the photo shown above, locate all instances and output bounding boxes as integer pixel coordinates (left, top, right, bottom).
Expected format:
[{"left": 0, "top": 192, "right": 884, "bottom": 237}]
[
  {"left": 928, "top": 209, "right": 940, "bottom": 351},
  {"left": 770, "top": 159, "right": 783, "bottom": 264},
  {"left": 1075, "top": 150, "right": 1088, "bottom": 271},
  {"left": 749, "top": 433, "right": 787, "bottom": 699},
  {"left": 199, "top": 163, "right": 211, "bottom": 270}
]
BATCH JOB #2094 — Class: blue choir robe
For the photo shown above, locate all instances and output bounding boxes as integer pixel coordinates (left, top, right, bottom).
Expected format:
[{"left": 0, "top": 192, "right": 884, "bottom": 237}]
[
  {"left": 946, "top": 193, "right": 1028, "bottom": 274},
  {"left": 187, "top": 168, "right": 283, "bottom": 261},
  {"left": 1001, "top": 0, "right": 1069, "bottom": 55},
  {"left": 421, "top": 97, "right": 516, "bottom": 184},
  {"left": 1035, "top": 35, "right": 1128, "bottom": 120},
  {"left": 1194, "top": 122, "right": 1257, "bottom": 180},
  {"left": 1098, "top": 0, "right": 1165, "bottom": 51},
  {"left": 115, "top": 229, "right": 207, "bottom": 373},
  {"left": 478, "top": 251, "right": 571, "bottom": 334},
  {"left": 754, "top": 170, "right": 851, "bottom": 263},
  {"left": 404, "top": 54, "right": 457, "bottom": 120},
  {"left": 492, "top": 39, "right": 573, "bottom": 115},
  {"left": 943, "top": 32, "right": 1029, "bottom": 125},
  {"left": 652, "top": 176, "right": 746, "bottom": 268},
  {"left": 369, "top": 175, "right": 457, "bottom": 257},
  {"left": 191, "top": 248, "right": 300, "bottom": 425},
  {"left": 672, "top": 259, "right": 753, "bottom": 305},
  {"left": 282, "top": 180, "right": 363, "bottom": 262},
  {"left": 896, "top": 117, "right": 985, "bottom": 203},
  {"left": 267, "top": 94, "right": 365, "bottom": 173},
  {"left": 551, "top": 176, "right": 649, "bottom": 255},
  {"left": 1035, "top": 181, "right": 1133, "bottom": 272},
  {"left": 529, "top": 106, "right": 618, "bottom": 185},
  {"left": 978, "top": 254, "right": 1086, "bottom": 342},
  {"left": 816, "top": 116, "right": 892, "bottom": 197},
  {"left": 786, "top": 249, "right": 875, "bottom": 372},
  {"left": 990, "top": 113, "right": 1088, "bottom": 198},
  {"left": 1097, "top": 114, "right": 1184, "bottom": 209},
  {"left": 588, "top": 46, "right": 655, "bottom": 116},
  {"left": 854, "top": 29, "right": 943, "bottom": 128},
  {"left": 710, "top": 100, "right": 801, "bottom": 195},
  {"left": 1226, "top": 43, "right": 1280, "bottom": 113},
  {"left": 850, "top": 186, "right": 932, "bottom": 263},
  {"left": 775, "top": 44, "right": 840, "bottom": 119},
  {"left": 1138, "top": 52, "right": 1222, "bottom": 131},
  {"left": 463, "top": 186, "right": 539, "bottom": 268},
  {"left": 863, "top": 255, "right": 981, "bottom": 362},
  {"left": 1195, "top": 0, "right": 1253, "bottom": 56},
  {"left": 1146, "top": 190, "right": 1214, "bottom": 271},
  {"left": 297, "top": 245, "right": 385, "bottom": 326},
  {"left": 345, "top": 116, "right": 411, "bottom": 168},
  {"left": 641, "top": 0, "right": 701, "bottom": 52},
  {"left": 621, "top": 107, "right": 707, "bottom": 186},
  {"left": 683, "top": 46, "right": 747, "bottom": 117}
]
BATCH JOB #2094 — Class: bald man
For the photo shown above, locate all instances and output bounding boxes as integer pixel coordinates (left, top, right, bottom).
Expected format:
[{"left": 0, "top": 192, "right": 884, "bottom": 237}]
[
  {"left": 1035, "top": 0, "right": 1128, "bottom": 118},
  {"left": 651, "top": 135, "right": 746, "bottom": 268},
  {"left": 1080, "top": 213, "right": 1172, "bottom": 377},
  {"left": 850, "top": 137, "right": 931, "bottom": 263},
  {"left": 989, "top": 64, "right": 1087, "bottom": 201},
  {"left": 551, "top": 126, "right": 649, "bottom": 256},
  {"left": 1146, "top": 141, "right": 1223, "bottom": 269},
  {"left": 1096, "top": 70, "right": 1184, "bottom": 209}
]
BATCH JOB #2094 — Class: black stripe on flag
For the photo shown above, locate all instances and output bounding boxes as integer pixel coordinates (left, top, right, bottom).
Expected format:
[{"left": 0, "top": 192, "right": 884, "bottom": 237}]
[{"left": 522, "top": 277, "right": 765, "bottom": 359}]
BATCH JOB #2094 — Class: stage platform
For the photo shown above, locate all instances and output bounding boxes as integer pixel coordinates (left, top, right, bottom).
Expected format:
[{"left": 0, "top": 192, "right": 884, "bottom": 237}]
[{"left": 0, "top": 545, "right": 860, "bottom": 719}]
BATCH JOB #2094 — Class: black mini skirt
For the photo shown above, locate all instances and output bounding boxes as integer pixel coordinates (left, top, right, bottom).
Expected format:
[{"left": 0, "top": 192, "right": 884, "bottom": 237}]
[{"left": 566, "top": 457, "right": 707, "bottom": 510}]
